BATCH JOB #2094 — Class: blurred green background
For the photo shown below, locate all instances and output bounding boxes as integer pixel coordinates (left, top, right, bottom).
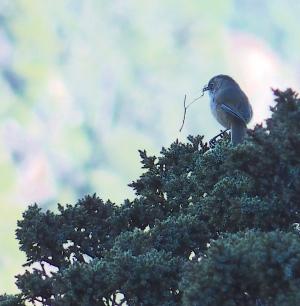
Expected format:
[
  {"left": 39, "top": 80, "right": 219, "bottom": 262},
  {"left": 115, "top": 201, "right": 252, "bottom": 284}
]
[{"left": 0, "top": 0, "right": 299, "bottom": 293}]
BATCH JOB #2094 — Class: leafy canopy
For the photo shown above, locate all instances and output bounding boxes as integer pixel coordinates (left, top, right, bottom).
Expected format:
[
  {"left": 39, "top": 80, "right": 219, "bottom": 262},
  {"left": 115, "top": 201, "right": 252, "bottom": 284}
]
[{"left": 1, "top": 89, "right": 300, "bottom": 306}]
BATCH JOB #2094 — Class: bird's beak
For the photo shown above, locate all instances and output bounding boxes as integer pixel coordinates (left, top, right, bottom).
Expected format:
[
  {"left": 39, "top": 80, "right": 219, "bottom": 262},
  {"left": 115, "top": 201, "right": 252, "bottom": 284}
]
[{"left": 202, "top": 84, "right": 210, "bottom": 95}]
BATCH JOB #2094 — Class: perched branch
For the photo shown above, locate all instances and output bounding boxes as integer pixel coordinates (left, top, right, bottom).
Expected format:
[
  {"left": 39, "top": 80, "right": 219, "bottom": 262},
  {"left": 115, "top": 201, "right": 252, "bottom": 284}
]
[{"left": 209, "top": 129, "right": 230, "bottom": 148}]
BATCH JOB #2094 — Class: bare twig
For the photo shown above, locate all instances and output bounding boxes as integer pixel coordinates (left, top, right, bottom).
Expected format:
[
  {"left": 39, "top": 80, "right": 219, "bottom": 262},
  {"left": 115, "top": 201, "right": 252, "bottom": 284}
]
[
  {"left": 179, "top": 94, "right": 187, "bottom": 132},
  {"left": 179, "top": 92, "right": 205, "bottom": 132}
]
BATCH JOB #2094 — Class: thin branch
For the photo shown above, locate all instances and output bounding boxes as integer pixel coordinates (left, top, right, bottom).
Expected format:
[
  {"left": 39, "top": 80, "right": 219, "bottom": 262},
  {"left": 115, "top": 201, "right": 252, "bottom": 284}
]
[
  {"left": 186, "top": 93, "right": 204, "bottom": 108},
  {"left": 179, "top": 94, "right": 187, "bottom": 132},
  {"left": 40, "top": 262, "right": 47, "bottom": 277},
  {"left": 209, "top": 129, "right": 229, "bottom": 148},
  {"left": 33, "top": 297, "right": 44, "bottom": 304},
  {"left": 111, "top": 293, "right": 116, "bottom": 306},
  {"left": 179, "top": 92, "right": 205, "bottom": 132}
]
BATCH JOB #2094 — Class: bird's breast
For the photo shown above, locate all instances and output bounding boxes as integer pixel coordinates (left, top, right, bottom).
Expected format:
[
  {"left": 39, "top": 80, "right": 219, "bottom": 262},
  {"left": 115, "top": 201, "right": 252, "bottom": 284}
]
[{"left": 210, "top": 98, "right": 231, "bottom": 128}]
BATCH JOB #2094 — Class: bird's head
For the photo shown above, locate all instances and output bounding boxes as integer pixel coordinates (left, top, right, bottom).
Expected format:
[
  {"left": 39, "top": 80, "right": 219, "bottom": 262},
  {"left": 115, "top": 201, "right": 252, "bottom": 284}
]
[{"left": 202, "top": 75, "right": 238, "bottom": 97}]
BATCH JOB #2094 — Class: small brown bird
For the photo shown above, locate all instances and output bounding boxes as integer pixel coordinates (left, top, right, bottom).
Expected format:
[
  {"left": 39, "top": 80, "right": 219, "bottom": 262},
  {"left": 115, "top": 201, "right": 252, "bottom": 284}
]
[{"left": 203, "top": 75, "right": 253, "bottom": 145}]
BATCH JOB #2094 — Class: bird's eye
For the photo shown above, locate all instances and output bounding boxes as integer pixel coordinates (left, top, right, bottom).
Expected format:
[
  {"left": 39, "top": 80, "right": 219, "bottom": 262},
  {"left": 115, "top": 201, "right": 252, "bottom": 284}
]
[{"left": 202, "top": 82, "right": 213, "bottom": 93}]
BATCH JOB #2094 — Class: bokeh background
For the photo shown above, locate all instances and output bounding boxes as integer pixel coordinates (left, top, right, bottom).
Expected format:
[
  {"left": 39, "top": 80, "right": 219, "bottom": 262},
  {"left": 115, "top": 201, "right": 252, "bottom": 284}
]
[{"left": 1, "top": 0, "right": 299, "bottom": 293}]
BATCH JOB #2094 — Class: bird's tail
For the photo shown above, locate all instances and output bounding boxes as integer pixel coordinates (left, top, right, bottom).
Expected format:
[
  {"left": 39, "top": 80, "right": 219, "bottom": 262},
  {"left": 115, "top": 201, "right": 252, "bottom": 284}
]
[{"left": 231, "top": 118, "right": 246, "bottom": 146}]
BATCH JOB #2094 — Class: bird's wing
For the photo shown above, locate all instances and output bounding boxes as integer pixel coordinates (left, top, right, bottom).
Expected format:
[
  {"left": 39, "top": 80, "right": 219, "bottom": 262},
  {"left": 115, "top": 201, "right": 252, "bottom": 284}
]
[
  {"left": 215, "top": 87, "right": 253, "bottom": 124},
  {"left": 221, "top": 103, "right": 247, "bottom": 125}
]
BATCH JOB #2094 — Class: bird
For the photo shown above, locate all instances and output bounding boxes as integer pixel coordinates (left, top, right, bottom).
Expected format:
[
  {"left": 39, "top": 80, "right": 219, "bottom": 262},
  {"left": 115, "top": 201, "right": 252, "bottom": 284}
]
[{"left": 203, "top": 75, "right": 253, "bottom": 146}]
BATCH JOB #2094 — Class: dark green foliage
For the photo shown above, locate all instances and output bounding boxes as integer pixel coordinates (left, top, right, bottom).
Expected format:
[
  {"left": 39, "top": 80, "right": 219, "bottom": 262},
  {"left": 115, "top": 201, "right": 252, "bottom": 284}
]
[
  {"left": 0, "top": 294, "right": 25, "bottom": 306},
  {"left": 181, "top": 230, "right": 300, "bottom": 306},
  {"left": 3, "top": 89, "right": 300, "bottom": 305},
  {"left": 53, "top": 249, "right": 182, "bottom": 306}
]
